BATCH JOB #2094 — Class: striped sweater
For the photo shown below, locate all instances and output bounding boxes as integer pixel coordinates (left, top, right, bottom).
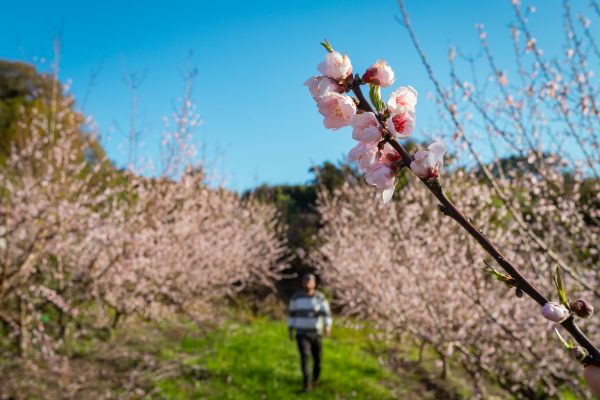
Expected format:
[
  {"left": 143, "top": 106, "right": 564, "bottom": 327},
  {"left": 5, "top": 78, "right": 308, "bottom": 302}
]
[{"left": 288, "top": 290, "right": 332, "bottom": 334}]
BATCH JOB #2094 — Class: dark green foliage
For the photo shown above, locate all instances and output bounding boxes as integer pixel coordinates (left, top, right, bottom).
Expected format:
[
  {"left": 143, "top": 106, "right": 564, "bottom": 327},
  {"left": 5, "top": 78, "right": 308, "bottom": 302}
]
[
  {"left": 0, "top": 60, "right": 108, "bottom": 167},
  {"left": 248, "top": 162, "right": 360, "bottom": 297},
  {"left": 0, "top": 61, "right": 53, "bottom": 162}
]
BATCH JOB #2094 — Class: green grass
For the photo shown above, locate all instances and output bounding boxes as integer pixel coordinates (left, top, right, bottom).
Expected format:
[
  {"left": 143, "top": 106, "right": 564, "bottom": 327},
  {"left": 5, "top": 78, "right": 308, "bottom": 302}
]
[
  {"left": 154, "top": 316, "right": 416, "bottom": 399},
  {"left": 6, "top": 311, "right": 565, "bottom": 399}
]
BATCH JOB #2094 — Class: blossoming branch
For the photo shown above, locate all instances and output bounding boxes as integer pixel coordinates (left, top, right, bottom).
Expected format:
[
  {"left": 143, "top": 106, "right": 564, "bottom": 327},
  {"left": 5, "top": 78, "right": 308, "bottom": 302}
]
[{"left": 305, "top": 39, "right": 600, "bottom": 395}]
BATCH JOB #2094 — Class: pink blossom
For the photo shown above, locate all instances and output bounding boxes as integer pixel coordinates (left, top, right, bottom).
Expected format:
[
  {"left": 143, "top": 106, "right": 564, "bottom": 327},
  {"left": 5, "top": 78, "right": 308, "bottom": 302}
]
[
  {"left": 304, "top": 76, "right": 344, "bottom": 101},
  {"left": 318, "top": 51, "right": 353, "bottom": 81},
  {"left": 381, "top": 187, "right": 395, "bottom": 204},
  {"left": 379, "top": 143, "right": 401, "bottom": 166},
  {"left": 386, "top": 109, "right": 416, "bottom": 138},
  {"left": 348, "top": 142, "right": 377, "bottom": 172},
  {"left": 351, "top": 112, "right": 381, "bottom": 144},
  {"left": 541, "top": 302, "right": 570, "bottom": 323},
  {"left": 410, "top": 139, "right": 446, "bottom": 179},
  {"left": 362, "top": 60, "right": 395, "bottom": 87},
  {"left": 365, "top": 163, "right": 395, "bottom": 190},
  {"left": 317, "top": 93, "right": 357, "bottom": 130},
  {"left": 365, "top": 163, "right": 396, "bottom": 203},
  {"left": 387, "top": 86, "right": 418, "bottom": 114}
]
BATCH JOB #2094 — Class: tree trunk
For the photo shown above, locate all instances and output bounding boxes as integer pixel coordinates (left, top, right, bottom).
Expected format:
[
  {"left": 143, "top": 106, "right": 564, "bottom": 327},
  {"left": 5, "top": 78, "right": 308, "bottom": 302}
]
[{"left": 19, "top": 294, "right": 28, "bottom": 356}]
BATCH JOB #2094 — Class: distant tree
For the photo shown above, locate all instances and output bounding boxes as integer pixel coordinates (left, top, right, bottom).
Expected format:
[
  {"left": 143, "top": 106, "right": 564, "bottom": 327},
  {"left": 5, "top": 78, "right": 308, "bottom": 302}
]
[
  {"left": 248, "top": 161, "right": 360, "bottom": 297},
  {"left": 0, "top": 60, "right": 107, "bottom": 167}
]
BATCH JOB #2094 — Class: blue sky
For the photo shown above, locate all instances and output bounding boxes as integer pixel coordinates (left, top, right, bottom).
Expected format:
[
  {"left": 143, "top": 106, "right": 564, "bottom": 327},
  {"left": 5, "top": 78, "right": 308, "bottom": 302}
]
[{"left": 0, "top": 0, "right": 595, "bottom": 190}]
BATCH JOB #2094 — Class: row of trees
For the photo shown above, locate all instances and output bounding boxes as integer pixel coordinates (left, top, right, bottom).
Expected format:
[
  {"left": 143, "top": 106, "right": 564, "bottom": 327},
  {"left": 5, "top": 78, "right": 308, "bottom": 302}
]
[
  {"left": 314, "top": 167, "right": 598, "bottom": 398},
  {"left": 312, "top": 1, "right": 599, "bottom": 398},
  {"left": 0, "top": 61, "right": 287, "bottom": 362}
]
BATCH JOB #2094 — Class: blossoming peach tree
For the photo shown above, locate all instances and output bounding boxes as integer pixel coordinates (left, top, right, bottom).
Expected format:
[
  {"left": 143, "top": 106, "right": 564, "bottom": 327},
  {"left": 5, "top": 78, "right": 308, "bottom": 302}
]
[
  {"left": 305, "top": 40, "right": 600, "bottom": 395},
  {"left": 0, "top": 84, "right": 287, "bottom": 363}
]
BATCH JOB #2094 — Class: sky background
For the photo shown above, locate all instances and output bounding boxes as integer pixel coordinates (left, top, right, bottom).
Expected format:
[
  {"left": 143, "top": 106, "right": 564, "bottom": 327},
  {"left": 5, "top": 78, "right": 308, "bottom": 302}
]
[{"left": 0, "top": 0, "right": 596, "bottom": 191}]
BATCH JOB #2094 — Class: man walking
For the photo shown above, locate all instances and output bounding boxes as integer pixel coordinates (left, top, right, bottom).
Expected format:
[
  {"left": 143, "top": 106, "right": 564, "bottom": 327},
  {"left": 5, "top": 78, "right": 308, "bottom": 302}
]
[{"left": 288, "top": 273, "right": 332, "bottom": 392}]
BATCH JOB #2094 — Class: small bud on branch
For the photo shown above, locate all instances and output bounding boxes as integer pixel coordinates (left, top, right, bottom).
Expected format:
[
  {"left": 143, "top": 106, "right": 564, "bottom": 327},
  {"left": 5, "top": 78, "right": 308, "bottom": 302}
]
[
  {"left": 571, "top": 300, "right": 594, "bottom": 319},
  {"left": 542, "top": 302, "right": 570, "bottom": 323}
]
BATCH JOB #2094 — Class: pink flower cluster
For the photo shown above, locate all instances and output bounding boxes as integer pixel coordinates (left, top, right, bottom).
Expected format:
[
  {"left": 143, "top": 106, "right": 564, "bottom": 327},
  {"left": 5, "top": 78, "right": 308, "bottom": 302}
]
[
  {"left": 306, "top": 46, "right": 446, "bottom": 203},
  {"left": 305, "top": 50, "right": 355, "bottom": 130}
]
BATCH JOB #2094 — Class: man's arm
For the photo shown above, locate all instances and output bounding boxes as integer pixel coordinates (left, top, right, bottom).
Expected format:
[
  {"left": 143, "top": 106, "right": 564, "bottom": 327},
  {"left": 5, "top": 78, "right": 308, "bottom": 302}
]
[{"left": 288, "top": 296, "right": 296, "bottom": 340}]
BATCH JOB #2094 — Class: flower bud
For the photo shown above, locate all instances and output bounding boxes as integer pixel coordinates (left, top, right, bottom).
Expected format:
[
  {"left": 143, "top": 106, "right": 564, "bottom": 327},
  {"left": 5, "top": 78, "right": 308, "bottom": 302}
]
[
  {"left": 362, "top": 60, "right": 395, "bottom": 87},
  {"left": 571, "top": 299, "right": 594, "bottom": 319},
  {"left": 515, "top": 288, "right": 524, "bottom": 298},
  {"left": 583, "top": 364, "right": 600, "bottom": 396},
  {"left": 317, "top": 51, "right": 353, "bottom": 81},
  {"left": 571, "top": 346, "right": 589, "bottom": 362},
  {"left": 541, "top": 302, "right": 570, "bottom": 323}
]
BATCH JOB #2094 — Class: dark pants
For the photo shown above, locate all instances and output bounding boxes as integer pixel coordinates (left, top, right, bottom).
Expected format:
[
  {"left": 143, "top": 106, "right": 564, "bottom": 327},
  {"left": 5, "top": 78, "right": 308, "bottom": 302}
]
[{"left": 296, "top": 332, "right": 322, "bottom": 388}]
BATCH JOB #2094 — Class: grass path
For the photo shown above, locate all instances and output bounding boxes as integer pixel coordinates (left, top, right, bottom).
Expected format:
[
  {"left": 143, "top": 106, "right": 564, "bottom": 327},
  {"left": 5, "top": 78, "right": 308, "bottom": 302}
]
[{"left": 155, "top": 316, "right": 429, "bottom": 399}]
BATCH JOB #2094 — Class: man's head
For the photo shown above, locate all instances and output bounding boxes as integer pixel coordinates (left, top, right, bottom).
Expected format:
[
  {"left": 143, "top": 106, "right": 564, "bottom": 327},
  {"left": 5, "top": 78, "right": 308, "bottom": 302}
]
[{"left": 302, "top": 273, "right": 317, "bottom": 292}]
